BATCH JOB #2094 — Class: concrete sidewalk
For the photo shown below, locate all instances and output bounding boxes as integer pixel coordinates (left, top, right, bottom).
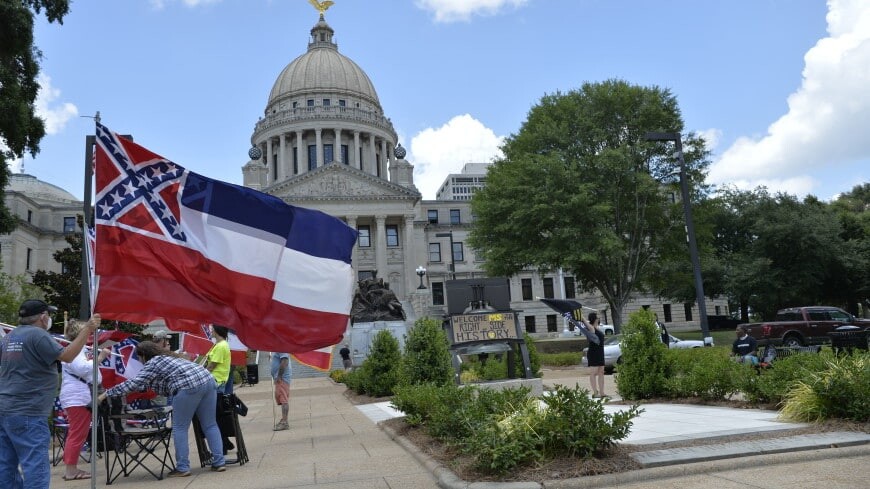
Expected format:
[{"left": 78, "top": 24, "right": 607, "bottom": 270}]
[{"left": 52, "top": 369, "right": 869, "bottom": 488}]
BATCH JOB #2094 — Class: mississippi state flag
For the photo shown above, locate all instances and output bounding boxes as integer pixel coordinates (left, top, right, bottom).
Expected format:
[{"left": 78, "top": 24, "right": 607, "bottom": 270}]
[{"left": 92, "top": 123, "right": 358, "bottom": 353}]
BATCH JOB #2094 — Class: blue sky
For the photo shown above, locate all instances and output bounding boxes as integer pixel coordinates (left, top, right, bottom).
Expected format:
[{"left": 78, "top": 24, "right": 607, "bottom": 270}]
[{"left": 11, "top": 0, "right": 868, "bottom": 201}]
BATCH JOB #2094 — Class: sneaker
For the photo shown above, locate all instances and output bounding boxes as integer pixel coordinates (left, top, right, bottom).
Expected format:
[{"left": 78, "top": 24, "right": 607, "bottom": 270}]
[
  {"left": 211, "top": 465, "right": 226, "bottom": 472},
  {"left": 168, "top": 470, "right": 191, "bottom": 478},
  {"left": 273, "top": 421, "right": 289, "bottom": 431}
]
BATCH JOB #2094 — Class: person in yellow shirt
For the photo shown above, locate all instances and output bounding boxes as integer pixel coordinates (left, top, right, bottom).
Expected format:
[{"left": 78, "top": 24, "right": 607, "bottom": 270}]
[{"left": 206, "top": 325, "right": 232, "bottom": 392}]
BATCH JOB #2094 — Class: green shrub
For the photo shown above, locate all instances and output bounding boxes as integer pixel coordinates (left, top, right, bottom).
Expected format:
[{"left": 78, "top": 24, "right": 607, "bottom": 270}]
[
  {"left": 539, "top": 385, "right": 641, "bottom": 457},
  {"left": 400, "top": 317, "right": 453, "bottom": 386},
  {"left": 665, "top": 348, "right": 748, "bottom": 401},
  {"left": 741, "top": 350, "right": 832, "bottom": 405},
  {"left": 523, "top": 332, "right": 542, "bottom": 378},
  {"left": 481, "top": 356, "right": 508, "bottom": 380},
  {"left": 467, "top": 385, "right": 641, "bottom": 474},
  {"left": 329, "top": 369, "right": 346, "bottom": 383},
  {"left": 780, "top": 353, "right": 869, "bottom": 422},
  {"left": 615, "top": 309, "right": 671, "bottom": 399},
  {"left": 353, "top": 329, "right": 402, "bottom": 396},
  {"left": 539, "top": 351, "right": 582, "bottom": 366}
]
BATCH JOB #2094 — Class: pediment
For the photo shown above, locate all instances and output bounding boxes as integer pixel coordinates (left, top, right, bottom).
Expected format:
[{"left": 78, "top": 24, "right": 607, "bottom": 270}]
[{"left": 266, "top": 162, "right": 421, "bottom": 201}]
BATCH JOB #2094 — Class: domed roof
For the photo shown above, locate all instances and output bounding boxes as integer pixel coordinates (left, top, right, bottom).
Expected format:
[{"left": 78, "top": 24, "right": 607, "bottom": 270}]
[
  {"left": 7, "top": 173, "right": 79, "bottom": 203},
  {"left": 267, "top": 16, "right": 380, "bottom": 108}
]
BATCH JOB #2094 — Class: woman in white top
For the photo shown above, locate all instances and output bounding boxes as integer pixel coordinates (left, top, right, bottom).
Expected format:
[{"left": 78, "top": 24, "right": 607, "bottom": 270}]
[{"left": 58, "top": 319, "right": 109, "bottom": 481}]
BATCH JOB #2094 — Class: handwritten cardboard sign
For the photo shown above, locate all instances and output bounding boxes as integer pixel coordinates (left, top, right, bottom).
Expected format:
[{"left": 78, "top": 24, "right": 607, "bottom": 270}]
[{"left": 450, "top": 313, "right": 519, "bottom": 345}]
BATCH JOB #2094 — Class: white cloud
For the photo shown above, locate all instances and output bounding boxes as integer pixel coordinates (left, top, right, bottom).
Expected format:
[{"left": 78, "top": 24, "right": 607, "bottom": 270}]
[
  {"left": 416, "top": 0, "right": 529, "bottom": 23},
  {"left": 716, "top": 176, "right": 818, "bottom": 199},
  {"left": 3, "top": 75, "right": 77, "bottom": 173},
  {"left": 707, "top": 0, "right": 870, "bottom": 195},
  {"left": 697, "top": 128, "right": 722, "bottom": 152},
  {"left": 35, "top": 74, "right": 77, "bottom": 136},
  {"left": 409, "top": 114, "right": 504, "bottom": 199}
]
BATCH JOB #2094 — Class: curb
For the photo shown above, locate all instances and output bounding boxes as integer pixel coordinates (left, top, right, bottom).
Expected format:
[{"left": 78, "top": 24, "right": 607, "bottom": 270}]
[{"left": 380, "top": 422, "right": 870, "bottom": 489}]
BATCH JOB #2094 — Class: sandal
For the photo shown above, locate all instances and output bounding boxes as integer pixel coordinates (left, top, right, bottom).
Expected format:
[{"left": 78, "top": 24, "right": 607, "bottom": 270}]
[{"left": 62, "top": 470, "right": 91, "bottom": 481}]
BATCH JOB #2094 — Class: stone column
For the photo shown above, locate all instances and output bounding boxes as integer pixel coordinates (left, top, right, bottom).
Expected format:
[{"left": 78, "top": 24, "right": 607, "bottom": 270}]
[
  {"left": 278, "top": 133, "right": 286, "bottom": 181},
  {"left": 296, "top": 131, "right": 306, "bottom": 174},
  {"left": 334, "top": 128, "right": 342, "bottom": 163},
  {"left": 266, "top": 138, "right": 274, "bottom": 185},
  {"left": 369, "top": 134, "right": 377, "bottom": 177},
  {"left": 404, "top": 215, "right": 416, "bottom": 296},
  {"left": 346, "top": 215, "right": 358, "bottom": 276},
  {"left": 374, "top": 215, "right": 387, "bottom": 281},
  {"left": 353, "top": 131, "right": 360, "bottom": 170},
  {"left": 315, "top": 128, "right": 323, "bottom": 169},
  {"left": 379, "top": 139, "right": 387, "bottom": 180}
]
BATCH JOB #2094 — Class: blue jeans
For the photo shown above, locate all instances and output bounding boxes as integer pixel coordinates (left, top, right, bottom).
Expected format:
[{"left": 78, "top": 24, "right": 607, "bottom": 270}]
[
  {"left": 0, "top": 415, "right": 50, "bottom": 489},
  {"left": 171, "top": 380, "right": 225, "bottom": 472}
]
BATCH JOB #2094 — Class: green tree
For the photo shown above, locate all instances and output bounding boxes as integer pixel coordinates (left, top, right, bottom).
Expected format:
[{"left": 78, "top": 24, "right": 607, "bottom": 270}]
[
  {"left": 704, "top": 187, "right": 864, "bottom": 320},
  {"left": 32, "top": 228, "right": 83, "bottom": 326},
  {"left": 0, "top": 271, "right": 43, "bottom": 324},
  {"left": 400, "top": 317, "right": 453, "bottom": 386},
  {"left": 468, "top": 80, "right": 710, "bottom": 328},
  {"left": 0, "top": 0, "right": 70, "bottom": 233}
]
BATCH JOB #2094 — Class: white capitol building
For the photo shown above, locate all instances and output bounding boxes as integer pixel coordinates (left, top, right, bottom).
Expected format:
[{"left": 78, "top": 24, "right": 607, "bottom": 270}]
[{"left": 1, "top": 11, "right": 727, "bottom": 333}]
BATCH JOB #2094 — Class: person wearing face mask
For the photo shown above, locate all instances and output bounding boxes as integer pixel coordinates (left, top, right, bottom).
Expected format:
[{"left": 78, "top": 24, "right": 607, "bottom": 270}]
[{"left": 0, "top": 300, "right": 100, "bottom": 489}]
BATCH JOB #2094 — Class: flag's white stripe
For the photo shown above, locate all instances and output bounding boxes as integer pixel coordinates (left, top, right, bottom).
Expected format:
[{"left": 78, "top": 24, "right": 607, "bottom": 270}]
[
  {"left": 181, "top": 207, "right": 286, "bottom": 281},
  {"left": 272, "top": 248, "right": 354, "bottom": 314}
]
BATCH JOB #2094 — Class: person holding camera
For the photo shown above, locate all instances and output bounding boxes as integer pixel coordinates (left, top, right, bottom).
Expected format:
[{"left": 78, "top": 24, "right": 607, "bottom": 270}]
[{"left": 58, "top": 319, "right": 111, "bottom": 481}]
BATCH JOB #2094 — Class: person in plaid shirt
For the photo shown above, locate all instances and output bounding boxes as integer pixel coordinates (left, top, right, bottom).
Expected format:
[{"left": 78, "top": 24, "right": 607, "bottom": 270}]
[{"left": 99, "top": 341, "right": 226, "bottom": 477}]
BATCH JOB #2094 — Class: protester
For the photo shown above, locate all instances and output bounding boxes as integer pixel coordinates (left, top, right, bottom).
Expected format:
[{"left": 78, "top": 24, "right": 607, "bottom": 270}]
[
  {"left": 153, "top": 330, "right": 173, "bottom": 351},
  {"left": 206, "top": 325, "right": 232, "bottom": 392},
  {"left": 271, "top": 352, "right": 291, "bottom": 431},
  {"left": 98, "top": 341, "right": 226, "bottom": 477},
  {"left": 580, "top": 312, "right": 607, "bottom": 398},
  {"left": 58, "top": 320, "right": 110, "bottom": 481},
  {"left": 339, "top": 344, "right": 352, "bottom": 371},
  {"left": 732, "top": 326, "right": 759, "bottom": 365},
  {"left": 0, "top": 300, "right": 99, "bottom": 489}
]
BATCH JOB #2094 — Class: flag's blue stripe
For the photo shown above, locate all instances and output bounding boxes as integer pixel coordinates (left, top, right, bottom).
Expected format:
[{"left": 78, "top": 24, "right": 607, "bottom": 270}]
[
  {"left": 181, "top": 172, "right": 357, "bottom": 264},
  {"left": 285, "top": 206, "right": 358, "bottom": 264},
  {"left": 182, "top": 172, "right": 294, "bottom": 239}
]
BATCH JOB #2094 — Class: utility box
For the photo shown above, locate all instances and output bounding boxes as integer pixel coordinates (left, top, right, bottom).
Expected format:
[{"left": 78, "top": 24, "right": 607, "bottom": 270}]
[{"left": 348, "top": 321, "right": 408, "bottom": 367}]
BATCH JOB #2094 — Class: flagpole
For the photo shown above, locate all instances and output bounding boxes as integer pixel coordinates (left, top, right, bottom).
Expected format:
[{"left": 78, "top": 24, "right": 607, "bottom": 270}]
[{"left": 85, "top": 115, "right": 99, "bottom": 489}]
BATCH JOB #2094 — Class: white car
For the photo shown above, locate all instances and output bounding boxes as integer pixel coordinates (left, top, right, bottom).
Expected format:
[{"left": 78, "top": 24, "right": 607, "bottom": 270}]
[
  {"left": 574, "top": 323, "right": 614, "bottom": 336},
  {"left": 582, "top": 333, "right": 708, "bottom": 373}
]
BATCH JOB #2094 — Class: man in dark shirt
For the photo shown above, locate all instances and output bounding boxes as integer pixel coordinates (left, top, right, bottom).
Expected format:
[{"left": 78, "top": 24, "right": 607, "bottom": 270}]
[
  {"left": 732, "top": 326, "right": 758, "bottom": 365},
  {"left": 339, "top": 345, "right": 352, "bottom": 371}
]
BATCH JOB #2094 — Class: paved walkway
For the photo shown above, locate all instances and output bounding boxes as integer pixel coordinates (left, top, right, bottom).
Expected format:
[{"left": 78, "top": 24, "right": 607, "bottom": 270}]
[{"left": 52, "top": 368, "right": 869, "bottom": 488}]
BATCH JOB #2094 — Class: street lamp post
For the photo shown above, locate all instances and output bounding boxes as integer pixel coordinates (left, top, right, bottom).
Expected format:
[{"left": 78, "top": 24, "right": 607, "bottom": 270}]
[
  {"left": 435, "top": 231, "right": 456, "bottom": 280},
  {"left": 645, "top": 132, "right": 712, "bottom": 346},
  {"left": 416, "top": 266, "right": 427, "bottom": 289}
]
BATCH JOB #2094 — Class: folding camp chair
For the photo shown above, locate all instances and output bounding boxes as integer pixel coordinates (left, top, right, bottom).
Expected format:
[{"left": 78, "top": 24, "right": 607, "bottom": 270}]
[{"left": 98, "top": 398, "right": 174, "bottom": 484}]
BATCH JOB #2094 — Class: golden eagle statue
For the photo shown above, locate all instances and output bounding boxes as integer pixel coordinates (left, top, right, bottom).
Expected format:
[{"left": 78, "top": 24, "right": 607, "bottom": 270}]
[{"left": 308, "top": 0, "right": 335, "bottom": 15}]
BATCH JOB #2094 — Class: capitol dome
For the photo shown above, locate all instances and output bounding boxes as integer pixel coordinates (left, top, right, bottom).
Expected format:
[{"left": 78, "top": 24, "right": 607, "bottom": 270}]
[
  {"left": 7, "top": 173, "right": 79, "bottom": 204},
  {"left": 266, "top": 16, "right": 381, "bottom": 113}
]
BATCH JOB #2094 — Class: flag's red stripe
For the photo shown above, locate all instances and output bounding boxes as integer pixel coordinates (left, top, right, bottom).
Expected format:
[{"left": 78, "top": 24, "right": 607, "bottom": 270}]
[
  {"left": 292, "top": 350, "right": 333, "bottom": 371},
  {"left": 96, "top": 225, "right": 274, "bottom": 323},
  {"left": 95, "top": 275, "right": 347, "bottom": 353}
]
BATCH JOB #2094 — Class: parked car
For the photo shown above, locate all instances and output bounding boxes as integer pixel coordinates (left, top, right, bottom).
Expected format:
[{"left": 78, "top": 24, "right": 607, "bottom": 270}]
[
  {"left": 582, "top": 333, "right": 708, "bottom": 374},
  {"left": 573, "top": 323, "right": 614, "bottom": 336},
  {"left": 742, "top": 306, "right": 870, "bottom": 347},
  {"left": 707, "top": 314, "right": 744, "bottom": 330}
]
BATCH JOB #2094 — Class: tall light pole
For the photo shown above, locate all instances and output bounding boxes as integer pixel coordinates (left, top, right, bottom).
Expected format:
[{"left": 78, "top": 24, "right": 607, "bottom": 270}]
[
  {"left": 435, "top": 231, "right": 456, "bottom": 280},
  {"left": 645, "top": 132, "right": 711, "bottom": 346},
  {"left": 416, "top": 266, "right": 427, "bottom": 289}
]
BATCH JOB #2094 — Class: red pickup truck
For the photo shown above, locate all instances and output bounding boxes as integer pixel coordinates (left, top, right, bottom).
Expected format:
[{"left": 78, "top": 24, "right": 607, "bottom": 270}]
[{"left": 744, "top": 306, "right": 870, "bottom": 347}]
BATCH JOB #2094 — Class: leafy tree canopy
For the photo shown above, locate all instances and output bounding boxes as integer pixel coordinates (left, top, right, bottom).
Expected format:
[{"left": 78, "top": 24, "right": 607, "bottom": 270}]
[
  {"left": 469, "top": 79, "right": 710, "bottom": 327},
  {"left": 0, "top": 0, "right": 70, "bottom": 233}
]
